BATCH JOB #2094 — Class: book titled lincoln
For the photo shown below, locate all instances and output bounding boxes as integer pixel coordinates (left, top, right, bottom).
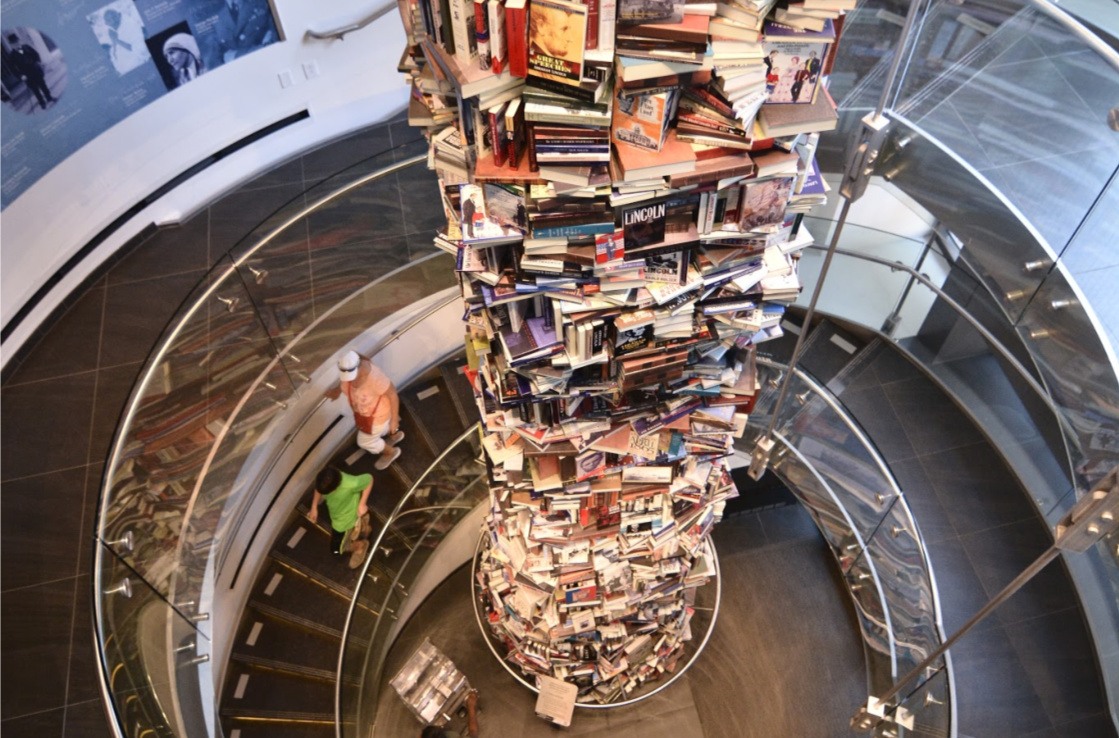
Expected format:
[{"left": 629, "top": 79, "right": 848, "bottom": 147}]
[
  {"left": 620, "top": 198, "right": 667, "bottom": 249},
  {"left": 527, "top": 0, "right": 588, "bottom": 85}
]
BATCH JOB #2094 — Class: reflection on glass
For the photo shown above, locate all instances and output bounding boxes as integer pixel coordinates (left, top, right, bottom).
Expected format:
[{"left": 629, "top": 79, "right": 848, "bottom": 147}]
[{"left": 339, "top": 429, "right": 488, "bottom": 734}]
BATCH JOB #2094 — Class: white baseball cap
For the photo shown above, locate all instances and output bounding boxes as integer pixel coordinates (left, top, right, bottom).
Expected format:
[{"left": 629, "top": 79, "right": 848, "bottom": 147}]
[{"left": 338, "top": 350, "right": 361, "bottom": 381}]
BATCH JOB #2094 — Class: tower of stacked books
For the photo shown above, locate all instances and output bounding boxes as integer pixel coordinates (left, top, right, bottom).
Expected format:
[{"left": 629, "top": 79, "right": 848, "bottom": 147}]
[{"left": 397, "top": 0, "right": 852, "bottom": 706}]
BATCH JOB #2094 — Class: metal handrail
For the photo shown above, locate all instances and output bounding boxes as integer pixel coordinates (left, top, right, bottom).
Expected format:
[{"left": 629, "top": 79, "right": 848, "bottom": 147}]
[
  {"left": 759, "top": 357, "right": 957, "bottom": 733},
  {"left": 305, "top": 1, "right": 399, "bottom": 41},
  {"left": 801, "top": 242, "right": 1069, "bottom": 436},
  {"left": 1030, "top": 0, "right": 1119, "bottom": 73}
]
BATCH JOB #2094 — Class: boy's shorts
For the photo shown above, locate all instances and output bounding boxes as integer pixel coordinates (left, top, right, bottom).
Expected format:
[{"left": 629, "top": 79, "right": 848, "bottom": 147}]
[{"left": 330, "top": 513, "right": 370, "bottom": 555}]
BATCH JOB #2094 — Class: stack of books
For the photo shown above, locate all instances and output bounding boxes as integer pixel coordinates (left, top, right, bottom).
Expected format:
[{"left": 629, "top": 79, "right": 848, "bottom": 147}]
[{"left": 396, "top": 0, "right": 853, "bottom": 703}]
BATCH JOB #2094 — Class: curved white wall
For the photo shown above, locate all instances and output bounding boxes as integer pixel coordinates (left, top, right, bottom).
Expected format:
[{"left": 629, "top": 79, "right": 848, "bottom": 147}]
[{"left": 0, "top": 0, "right": 409, "bottom": 365}]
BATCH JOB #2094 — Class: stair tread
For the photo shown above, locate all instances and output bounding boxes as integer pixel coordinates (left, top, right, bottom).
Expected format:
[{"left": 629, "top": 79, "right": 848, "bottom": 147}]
[
  {"left": 220, "top": 664, "right": 336, "bottom": 714},
  {"left": 250, "top": 562, "right": 353, "bottom": 629},
  {"left": 271, "top": 549, "right": 357, "bottom": 600},
  {"left": 230, "top": 653, "right": 336, "bottom": 681},
  {"left": 400, "top": 370, "right": 471, "bottom": 452},
  {"left": 439, "top": 356, "right": 477, "bottom": 429},
  {"left": 222, "top": 721, "right": 336, "bottom": 738},
  {"left": 230, "top": 610, "right": 341, "bottom": 675}
]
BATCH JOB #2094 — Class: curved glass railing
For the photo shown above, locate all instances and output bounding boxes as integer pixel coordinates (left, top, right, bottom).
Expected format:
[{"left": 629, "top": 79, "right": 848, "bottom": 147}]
[
  {"left": 334, "top": 350, "right": 949, "bottom": 735},
  {"left": 337, "top": 425, "right": 488, "bottom": 736},
  {"left": 820, "top": 0, "right": 1119, "bottom": 509},
  {"left": 823, "top": 0, "right": 1119, "bottom": 502},
  {"left": 789, "top": 214, "right": 1119, "bottom": 723},
  {"left": 94, "top": 140, "right": 454, "bottom": 738},
  {"left": 743, "top": 357, "right": 953, "bottom": 736}
]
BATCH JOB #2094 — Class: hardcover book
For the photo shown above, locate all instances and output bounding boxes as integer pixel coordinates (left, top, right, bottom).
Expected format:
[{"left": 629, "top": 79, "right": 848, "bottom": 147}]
[
  {"left": 618, "top": 0, "right": 683, "bottom": 25},
  {"left": 756, "top": 84, "right": 837, "bottom": 136},
  {"left": 595, "top": 229, "right": 626, "bottom": 263},
  {"left": 506, "top": 0, "right": 529, "bottom": 76},
  {"left": 528, "top": 0, "right": 588, "bottom": 85},
  {"left": 611, "top": 88, "right": 679, "bottom": 151},
  {"left": 761, "top": 19, "right": 833, "bottom": 104},
  {"left": 620, "top": 198, "right": 668, "bottom": 249},
  {"left": 460, "top": 183, "right": 526, "bottom": 244},
  {"left": 737, "top": 176, "right": 793, "bottom": 231}
]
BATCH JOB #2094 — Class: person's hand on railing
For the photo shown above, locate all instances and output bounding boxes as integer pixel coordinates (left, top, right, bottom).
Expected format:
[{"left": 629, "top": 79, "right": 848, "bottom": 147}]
[{"left": 308, "top": 505, "right": 319, "bottom": 525}]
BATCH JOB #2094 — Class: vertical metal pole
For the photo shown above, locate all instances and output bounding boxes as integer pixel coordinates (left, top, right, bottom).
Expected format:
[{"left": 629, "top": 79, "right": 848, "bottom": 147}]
[
  {"left": 875, "top": 544, "right": 1060, "bottom": 710},
  {"left": 762, "top": 0, "right": 927, "bottom": 437}
]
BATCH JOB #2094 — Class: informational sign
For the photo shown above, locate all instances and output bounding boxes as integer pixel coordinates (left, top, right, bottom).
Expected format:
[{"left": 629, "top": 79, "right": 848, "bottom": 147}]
[{"left": 0, "top": 0, "right": 280, "bottom": 209}]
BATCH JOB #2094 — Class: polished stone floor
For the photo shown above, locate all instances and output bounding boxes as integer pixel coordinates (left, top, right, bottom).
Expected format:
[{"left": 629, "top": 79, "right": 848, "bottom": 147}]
[
  {"left": 374, "top": 509, "right": 866, "bottom": 738},
  {"left": 0, "top": 111, "right": 433, "bottom": 736}
]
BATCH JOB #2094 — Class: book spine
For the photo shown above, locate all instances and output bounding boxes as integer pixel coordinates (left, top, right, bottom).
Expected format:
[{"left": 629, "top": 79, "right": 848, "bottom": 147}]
[
  {"left": 821, "top": 15, "right": 843, "bottom": 76},
  {"left": 724, "top": 184, "right": 742, "bottom": 222},
  {"left": 474, "top": 0, "right": 491, "bottom": 70},
  {"left": 584, "top": 0, "right": 600, "bottom": 49},
  {"left": 471, "top": 98, "right": 492, "bottom": 161},
  {"left": 489, "top": 107, "right": 507, "bottom": 166},
  {"left": 599, "top": 0, "right": 616, "bottom": 53},
  {"left": 534, "top": 222, "right": 615, "bottom": 238},
  {"left": 677, "top": 112, "right": 747, "bottom": 137},
  {"left": 504, "top": 104, "right": 521, "bottom": 166},
  {"left": 693, "top": 85, "right": 735, "bottom": 117},
  {"left": 713, "top": 193, "right": 727, "bottom": 227},
  {"left": 668, "top": 161, "right": 754, "bottom": 188},
  {"left": 525, "top": 74, "right": 598, "bottom": 103},
  {"left": 449, "top": 0, "right": 477, "bottom": 65},
  {"left": 488, "top": 0, "right": 506, "bottom": 73},
  {"left": 526, "top": 122, "right": 538, "bottom": 169},
  {"left": 438, "top": 0, "right": 455, "bottom": 52},
  {"left": 505, "top": 0, "right": 528, "bottom": 77},
  {"left": 591, "top": 320, "right": 605, "bottom": 355},
  {"left": 704, "top": 191, "right": 717, "bottom": 233},
  {"left": 535, "top": 144, "right": 610, "bottom": 154}
]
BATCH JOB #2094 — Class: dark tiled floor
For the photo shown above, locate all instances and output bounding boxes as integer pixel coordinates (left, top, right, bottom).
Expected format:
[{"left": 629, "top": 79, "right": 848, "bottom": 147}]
[
  {"left": 372, "top": 509, "right": 866, "bottom": 738},
  {"left": 3, "top": 105, "right": 1115, "bottom": 738},
  {"left": 0, "top": 112, "right": 441, "bottom": 736},
  {"left": 824, "top": 332, "right": 1113, "bottom": 737}
]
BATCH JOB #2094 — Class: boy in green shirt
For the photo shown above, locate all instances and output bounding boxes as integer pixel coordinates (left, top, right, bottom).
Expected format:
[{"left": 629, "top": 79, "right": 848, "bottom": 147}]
[{"left": 310, "top": 467, "right": 374, "bottom": 569}]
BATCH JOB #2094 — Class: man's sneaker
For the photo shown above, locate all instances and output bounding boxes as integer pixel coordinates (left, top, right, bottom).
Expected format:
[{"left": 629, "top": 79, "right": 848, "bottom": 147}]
[
  {"left": 374, "top": 446, "right": 402, "bottom": 470},
  {"left": 348, "top": 539, "right": 370, "bottom": 569},
  {"left": 388, "top": 430, "right": 405, "bottom": 445}
]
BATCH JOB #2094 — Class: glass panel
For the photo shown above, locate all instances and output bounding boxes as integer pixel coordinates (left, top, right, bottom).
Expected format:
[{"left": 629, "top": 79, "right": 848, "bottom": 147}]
[
  {"left": 339, "top": 428, "right": 488, "bottom": 735},
  {"left": 789, "top": 243, "right": 1080, "bottom": 532},
  {"left": 1016, "top": 265, "right": 1119, "bottom": 507},
  {"left": 768, "top": 437, "right": 896, "bottom": 698},
  {"left": 892, "top": 663, "right": 951, "bottom": 738},
  {"left": 827, "top": 0, "right": 910, "bottom": 109},
  {"left": 1056, "top": 167, "right": 1119, "bottom": 374},
  {"left": 97, "top": 149, "right": 463, "bottom": 738},
  {"left": 860, "top": 499, "right": 939, "bottom": 679},
  {"left": 778, "top": 373, "right": 896, "bottom": 542},
  {"left": 230, "top": 152, "right": 439, "bottom": 349},
  {"left": 97, "top": 545, "right": 215, "bottom": 738},
  {"left": 895, "top": 5, "right": 1119, "bottom": 256},
  {"left": 100, "top": 256, "right": 285, "bottom": 612}
]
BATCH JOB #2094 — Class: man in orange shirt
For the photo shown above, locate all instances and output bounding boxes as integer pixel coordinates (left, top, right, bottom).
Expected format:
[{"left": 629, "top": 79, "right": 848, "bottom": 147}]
[{"left": 338, "top": 350, "right": 404, "bottom": 470}]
